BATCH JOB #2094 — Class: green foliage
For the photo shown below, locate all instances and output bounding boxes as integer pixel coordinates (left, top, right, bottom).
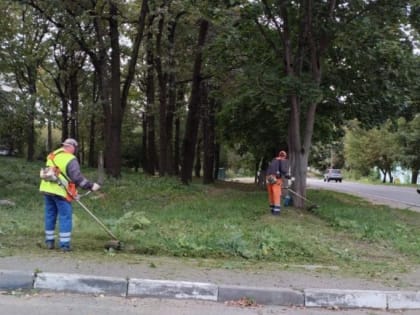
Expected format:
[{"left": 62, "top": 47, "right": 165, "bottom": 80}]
[
  {"left": 397, "top": 115, "right": 420, "bottom": 182},
  {"left": 0, "top": 0, "right": 418, "bottom": 187},
  {"left": 120, "top": 121, "right": 142, "bottom": 171},
  {"left": 207, "top": 2, "right": 290, "bottom": 161},
  {"left": 0, "top": 90, "right": 26, "bottom": 155},
  {"left": 328, "top": 1, "right": 418, "bottom": 127},
  {"left": 310, "top": 140, "right": 345, "bottom": 171},
  {"left": 344, "top": 120, "right": 371, "bottom": 176},
  {"left": 1, "top": 157, "right": 420, "bottom": 277},
  {"left": 344, "top": 116, "right": 420, "bottom": 183},
  {"left": 344, "top": 119, "right": 400, "bottom": 181}
]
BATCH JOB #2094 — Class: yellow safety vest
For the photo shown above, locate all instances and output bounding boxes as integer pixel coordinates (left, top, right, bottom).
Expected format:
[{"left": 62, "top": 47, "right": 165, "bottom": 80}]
[{"left": 39, "top": 149, "right": 75, "bottom": 199}]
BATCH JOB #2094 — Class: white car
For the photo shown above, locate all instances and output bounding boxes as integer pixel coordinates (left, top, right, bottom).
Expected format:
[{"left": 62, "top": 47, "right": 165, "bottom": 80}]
[{"left": 324, "top": 169, "right": 343, "bottom": 182}]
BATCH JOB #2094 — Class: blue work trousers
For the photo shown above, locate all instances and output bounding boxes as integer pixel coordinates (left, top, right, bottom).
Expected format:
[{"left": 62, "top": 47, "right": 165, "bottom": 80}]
[{"left": 44, "top": 194, "right": 72, "bottom": 249}]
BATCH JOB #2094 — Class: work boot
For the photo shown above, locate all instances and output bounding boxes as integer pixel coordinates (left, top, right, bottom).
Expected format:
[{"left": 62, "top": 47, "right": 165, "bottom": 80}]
[
  {"left": 272, "top": 205, "right": 281, "bottom": 215},
  {"left": 60, "top": 246, "right": 72, "bottom": 253},
  {"left": 46, "top": 241, "right": 55, "bottom": 250}
]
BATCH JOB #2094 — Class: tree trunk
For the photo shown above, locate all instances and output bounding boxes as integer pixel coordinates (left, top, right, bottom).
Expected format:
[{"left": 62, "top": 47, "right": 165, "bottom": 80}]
[
  {"left": 88, "top": 112, "right": 96, "bottom": 167},
  {"left": 380, "top": 168, "right": 386, "bottom": 183},
  {"left": 195, "top": 138, "right": 202, "bottom": 178},
  {"left": 173, "top": 86, "right": 185, "bottom": 176},
  {"left": 69, "top": 71, "right": 79, "bottom": 140},
  {"left": 214, "top": 143, "right": 221, "bottom": 180},
  {"left": 165, "top": 11, "right": 184, "bottom": 176},
  {"left": 281, "top": 0, "right": 326, "bottom": 208},
  {"left": 155, "top": 12, "right": 168, "bottom": 176},
  {"left": 107, "top": 1, "right": 123, "bottom": 178},
  {"left": 144, "top": 15, "right": 158, "bottom": 175},
  {"left": 47, "top": 113, "right": 52, "bottom": 153},
  {"left": 202, "top": 84, "right": 216, "bottom": 184},
  {"left": 180, "top": 19, "right": 209, "bottom": 184},
  {"left": 88, "top": 75, "right": 99, "bottom": 168},
  {"left": 141, "top": 111, "right": 148, "bottom": 171},
  {"left": 26, "top": 68, "right": 37, "bottom": 162},
  {"left": 52, "top": 51, "right": 70, "bottom": 142},
  {"left": 60, "top": 96, "right": 69, "bottom": 141},
  {"left": 412, "top": 169, "right": 419, "bottom": 185},
  {"left": 166, "top": 75, "right": 176, "bottom": 175},
  {"left": 27, "top": 100, "right": 36, "bottom": 161},
  {"left": 86, "top": 3, "right": 113, "bottom": 175},
  {"left": 288, "top": 95, "right": 309, "bottom": 208}
]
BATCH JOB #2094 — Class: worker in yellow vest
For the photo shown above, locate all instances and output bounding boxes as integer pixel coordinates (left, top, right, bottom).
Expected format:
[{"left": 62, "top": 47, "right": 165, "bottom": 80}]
[{"left": 39, "top": 138, "right": 101, "bottom": 252}]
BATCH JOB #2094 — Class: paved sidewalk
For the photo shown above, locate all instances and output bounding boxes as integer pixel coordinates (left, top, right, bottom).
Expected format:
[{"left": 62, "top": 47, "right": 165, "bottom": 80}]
[{"left": 0, "top": 254, "right": 419, "bottom": 310}]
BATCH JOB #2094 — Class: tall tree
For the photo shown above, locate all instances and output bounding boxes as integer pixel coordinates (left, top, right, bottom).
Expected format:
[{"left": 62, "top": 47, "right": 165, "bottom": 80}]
[
  {"left": 0, "top": 90, "right": 25, "bottom": 154},
  {"left": 144, "top": 11, "right": 158, "bottom": 175},
  {"left": 27, "top": 0, "right": 149, "bottom": 177},
  {"left": 344, "top": 119, "right": 400, "bottom": 183},
  {"left": 45, "top": 37, "right": 87, "bottom": 143},
  {"left": 181, "top": 18, "right": 209, "bottom": 184},
  {"left": 202, "top": 82, "right": 217, "bottom": 184},
  {"left": 232, "top": 0, "right": 416, "bottom": 207},
  {"left": 397, "top": 115, "right": 420, "bottom": 184},
  {"left": 252, "top": 0, "right": 338, "bottom": 207},
  {"left": 2, "top": 2, "right": 50, "bottom": 161},
  {"left": 165, "top": 11, "right": 187, "bottom": 176},
  {"left": 154, "top": 1, "right": 169, "bottom": 176}
]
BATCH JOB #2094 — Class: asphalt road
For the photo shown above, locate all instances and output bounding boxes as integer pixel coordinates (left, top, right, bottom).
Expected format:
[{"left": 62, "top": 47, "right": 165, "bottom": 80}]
[
  {"left": 1, "top": 293, "right": 419, "bottom": 315},
  {"left": 307, "top": 178, "right": 420, "bottom": 212}
]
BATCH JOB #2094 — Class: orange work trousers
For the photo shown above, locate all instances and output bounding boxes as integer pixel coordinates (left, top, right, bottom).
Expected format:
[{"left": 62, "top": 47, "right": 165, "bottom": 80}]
[{"left": 267, "top": 177, "right": 283, "bottom": 214}]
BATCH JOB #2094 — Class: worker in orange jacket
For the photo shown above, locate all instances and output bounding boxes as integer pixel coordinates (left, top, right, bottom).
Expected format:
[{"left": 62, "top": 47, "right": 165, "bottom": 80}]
[{"left": 266, "top": 150, "right": 290, "bottom": 215}]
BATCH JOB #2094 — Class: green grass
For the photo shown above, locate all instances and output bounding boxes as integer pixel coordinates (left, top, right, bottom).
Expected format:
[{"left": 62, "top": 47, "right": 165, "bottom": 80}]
[{"left": 1, "top": 156, "right": 419, "bottom": 280}]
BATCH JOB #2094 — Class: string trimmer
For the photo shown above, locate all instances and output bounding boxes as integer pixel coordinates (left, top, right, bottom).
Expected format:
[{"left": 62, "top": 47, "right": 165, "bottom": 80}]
[
  {"left": 73, "top": 192, "right": 123, "bottom": 251},
  {"left": 59, "top": 183, "right": 122, "bottom": 251},
  {"left": 286, "top": 187, "right": 319, "bottom": 212}
]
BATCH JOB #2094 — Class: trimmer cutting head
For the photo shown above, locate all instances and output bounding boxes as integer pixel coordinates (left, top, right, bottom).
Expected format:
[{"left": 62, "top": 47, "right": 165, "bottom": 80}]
[
  {"left": 104, "top": 240, "right": 123, "bottom": 251},
  {"left": 285, "top": 187, "right": 320, "bottom": 212},
  {"left": 307, "top": 204, "right": 319, "bottom": 212}
]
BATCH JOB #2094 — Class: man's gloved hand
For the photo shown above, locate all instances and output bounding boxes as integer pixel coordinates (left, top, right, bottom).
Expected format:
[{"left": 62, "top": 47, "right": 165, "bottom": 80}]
[
  {"left": 91, "top": 183, "right": 101, "bottom": 192},
  {"left": 285, "top": 174, "right": 291, "bottom": 179}
]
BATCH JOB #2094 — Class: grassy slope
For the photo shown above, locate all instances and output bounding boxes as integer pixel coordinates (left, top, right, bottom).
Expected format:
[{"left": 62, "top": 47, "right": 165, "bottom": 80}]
[{"left": 0, "top": 156, "right": 419, "bottom": 280}]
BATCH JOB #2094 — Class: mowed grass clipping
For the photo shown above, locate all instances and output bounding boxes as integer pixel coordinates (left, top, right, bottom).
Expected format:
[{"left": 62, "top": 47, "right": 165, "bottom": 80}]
[{"left": 0, "top": 156, "right": 419, "bottom": 278}]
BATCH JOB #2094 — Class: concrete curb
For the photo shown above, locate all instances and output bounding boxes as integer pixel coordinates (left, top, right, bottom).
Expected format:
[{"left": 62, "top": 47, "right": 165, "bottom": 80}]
[
  {"left": 0, "top": 270, "right": 34, "bottom": 290},
  {"left": 388, "top": 291, "right": 420, "bottom": 310},
  {"left": 128, "top": 279, "right": 218, "bottom": 301},
  {"left": 1, "top": 269, "right": 419, "bottom": 310},
  {"left": 305, "top": 289, "right": 387, "bottom": 309},
  {"left": 34, "top": 272, "right": 127, "bottom": 296}
]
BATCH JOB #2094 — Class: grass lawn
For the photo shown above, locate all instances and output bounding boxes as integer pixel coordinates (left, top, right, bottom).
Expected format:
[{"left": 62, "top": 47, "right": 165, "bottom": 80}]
[{"left": 1, "top": 156, "right": 419, "bottom": 281}]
